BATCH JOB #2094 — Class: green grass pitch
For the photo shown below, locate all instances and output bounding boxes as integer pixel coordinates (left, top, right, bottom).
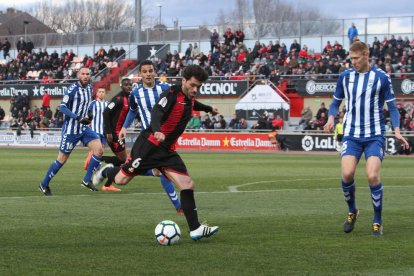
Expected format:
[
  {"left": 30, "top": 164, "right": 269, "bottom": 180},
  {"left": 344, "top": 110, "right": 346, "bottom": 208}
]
[{"left": 0, "top": 148, "right": 413, "bottom": 275}]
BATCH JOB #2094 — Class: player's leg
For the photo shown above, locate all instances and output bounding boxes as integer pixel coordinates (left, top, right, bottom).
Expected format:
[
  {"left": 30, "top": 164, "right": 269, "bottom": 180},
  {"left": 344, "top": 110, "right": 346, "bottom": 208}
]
[
  {"left": 340, "top": 138, "right": 362, "bottom": 233},
  {"left": 365, "top": 138, "right": 385, "bottom": 236},
  {"left": 151, "top": 169, "right": 182, "bottom": 214},
  {"left": 164, "top": 170, "right": 219, "bottom": 241},
  {"left": 81, "top": 129, "right": 103, "bottom": 191},
  {"left": 39, "top": 133, "right": 79, "bottom": 195},
  {"left": 39, "top": 151, "right": 70, "bottom": 195},
  {"left": 83, "top": 151, "right": 93, "bottom": 170},
  {"left": 102, "top": 137, "right": 127, "bottom": 166}
]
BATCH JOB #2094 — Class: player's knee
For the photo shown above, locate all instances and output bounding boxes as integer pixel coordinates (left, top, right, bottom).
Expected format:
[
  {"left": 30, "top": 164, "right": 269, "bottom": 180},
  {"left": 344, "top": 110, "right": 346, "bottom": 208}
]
[
  {"left": 367, "top": 173, "right": 379, "bottom": 185},
  {"left": 181, "top": 178, "right": 195, "bottom": 190},
  {"left": 342, "top": 171, "right": 354, "bottom": 183},
  {"left": 114, "top": 175, "right": 130, "bottom": 185},
  {"left": 93, "top": 146, "right": 104, "bottom": 157},
  {"left": 152, "top": 169, "right": 162, "bottom": 177}
]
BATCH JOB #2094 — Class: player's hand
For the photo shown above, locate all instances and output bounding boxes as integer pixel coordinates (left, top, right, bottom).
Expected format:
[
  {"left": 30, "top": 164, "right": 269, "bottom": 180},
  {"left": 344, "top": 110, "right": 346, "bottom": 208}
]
[
  {"left": 211, "top": 106, "right": 219, "bottom": 116},
  {"left": 154, "top": 131, "right": 165, "bottom": 142},
  {"left": 119, "top": 127, "right": 127, "bottom": 140},
  {"left": 395, "top": 132, "right": 410, "bottom": 150},
  {"left": 323, "top": 118, "right": 334, "bottom": 133},
  {"left": 78, "top": 117, "right": 92, "bottom": 125},
  {"left": 106, "top": 134, "right": 113, "bottom": 143}
]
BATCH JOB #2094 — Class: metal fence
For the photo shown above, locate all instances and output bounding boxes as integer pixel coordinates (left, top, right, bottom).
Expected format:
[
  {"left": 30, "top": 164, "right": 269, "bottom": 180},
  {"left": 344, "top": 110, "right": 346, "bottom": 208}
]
[{"left": 1, "top": 16, "right": 414, "bottom": 57}]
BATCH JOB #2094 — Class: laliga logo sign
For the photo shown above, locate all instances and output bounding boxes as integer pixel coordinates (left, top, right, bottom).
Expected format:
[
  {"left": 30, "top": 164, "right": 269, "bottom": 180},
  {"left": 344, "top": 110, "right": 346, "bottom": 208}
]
[
  {"left": 401, "top": 79, "right": 414, "bottom": 95},
  {"left": 301, "top": 135, "right": 337, "bottom": 151},
  {"left": 305, "top": 80, "right": 336, "bottom": 95}
]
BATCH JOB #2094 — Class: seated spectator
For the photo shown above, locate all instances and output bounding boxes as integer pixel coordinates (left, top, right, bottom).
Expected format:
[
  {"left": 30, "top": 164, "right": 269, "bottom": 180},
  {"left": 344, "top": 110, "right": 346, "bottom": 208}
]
[
  {"left": 252, "top": 114, "right": 268, "bottom": 130},
  {"left": 316, "top": 102, "right": 328, "bottom": 120},
  {"left": 187, "top": 113, "right": 201, "bottom": 130},
  {"left": 271, "top": 115, "right": 284, "bottom": 130},
  {"left": 235, "top": 117, "right": 248, "bottom": 130},
  {"left": 228, "top": 114, "right": 238, "bottom": 129},
  {"left": 201, "top": 114, "right": 213, "bottom": 129},
  {"left": 298, "top": 106, "right": 313, "bottom": 130},
  {"left": 213, "top": 114, "right": 227, "bottom": 129}
]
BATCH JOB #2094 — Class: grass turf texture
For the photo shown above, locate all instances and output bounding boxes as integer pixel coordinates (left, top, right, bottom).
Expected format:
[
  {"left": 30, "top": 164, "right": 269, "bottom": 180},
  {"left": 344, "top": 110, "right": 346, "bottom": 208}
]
[{"left": 0, "top": 148, "right": 413, "bottom": 275}]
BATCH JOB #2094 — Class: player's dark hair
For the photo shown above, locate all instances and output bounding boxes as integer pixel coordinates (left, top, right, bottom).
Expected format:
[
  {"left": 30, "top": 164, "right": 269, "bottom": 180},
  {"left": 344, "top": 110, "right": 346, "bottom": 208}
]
[
  {"left": 139, "top": 60, "right": 155, "bottom": 71},
  {"left": 182, "top": 65, "right": 208, "bottom": 82},
  {"left": 121, "top": 77, "right": 131, "bottom": 85}
]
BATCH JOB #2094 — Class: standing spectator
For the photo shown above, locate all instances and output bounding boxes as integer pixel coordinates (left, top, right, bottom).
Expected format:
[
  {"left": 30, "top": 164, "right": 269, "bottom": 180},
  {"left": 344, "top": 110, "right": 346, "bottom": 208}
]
[
  {"left": 210, "top": 29, "right": 219, "bottom": 52},
  {"left": 348, "top": 23, "right": 359, "bottom": 44},
  {"left": 290, "top": 39, "right": 301, "bottom": 53},
  {"left": 16, "top": 37, "right": 26, "bottom": 52},
  {"left": 223, "top": 28, "right": 234, "bottom": 46},
  {"left": 42, "top": 91, "right": 50, "bottom": 110},
  {"left": 25, "top": 39, "right": 35, "bottom": 54},
  {"left": 234, "top": 28, "right": 245, "bottom": 44},
  {"left": 2, "top": 38, "right": 11, "bottom": 59}
]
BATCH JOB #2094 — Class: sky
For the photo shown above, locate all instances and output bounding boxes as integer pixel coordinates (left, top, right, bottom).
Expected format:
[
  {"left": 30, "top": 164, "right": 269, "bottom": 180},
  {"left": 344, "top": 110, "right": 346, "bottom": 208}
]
[{"left": 0, "top": 0, "right": 412, "bottom": 27}]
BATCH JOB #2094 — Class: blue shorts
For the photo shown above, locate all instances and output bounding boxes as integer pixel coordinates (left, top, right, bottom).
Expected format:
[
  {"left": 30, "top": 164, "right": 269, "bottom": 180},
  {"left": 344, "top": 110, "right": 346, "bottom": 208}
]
[
  {"left": 59, "top": 127, "right": 101, "bottom": 154},
  {"left": 341, "top": 136, "right": 385, "bottom": 161}
]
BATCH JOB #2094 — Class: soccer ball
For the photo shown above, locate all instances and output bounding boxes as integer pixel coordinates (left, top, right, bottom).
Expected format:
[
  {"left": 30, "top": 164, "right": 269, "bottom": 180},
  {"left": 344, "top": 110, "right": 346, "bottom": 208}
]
[{"left": 155, "top": 220, "right": 181, "bottom": 246}]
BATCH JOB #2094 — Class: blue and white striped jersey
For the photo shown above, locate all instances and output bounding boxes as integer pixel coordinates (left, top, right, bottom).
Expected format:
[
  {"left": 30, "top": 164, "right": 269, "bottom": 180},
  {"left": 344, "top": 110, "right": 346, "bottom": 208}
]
[
  {"left": 60, "top": 82, "right": 93, "bottom": 135},
  {"left": 88, "top": 99, "right": 109, "bottom": 136},
  {"left": 333, "top": 66, "right": 396, "bottom": 138},
  {"left": 129, "top": 80, "right": 171, "bottom": 130}
]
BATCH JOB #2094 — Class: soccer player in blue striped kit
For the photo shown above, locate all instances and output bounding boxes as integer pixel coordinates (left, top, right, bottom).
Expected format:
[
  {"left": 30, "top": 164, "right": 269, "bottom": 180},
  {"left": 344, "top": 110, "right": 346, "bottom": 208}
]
[
  {"left": 95, "top": 60, "right": 182, "bottom": 214},
  {"left": 324, "top": 41, "right": 409, "bottom": 235},
  {"left": 39, "top": 67, "right": 103, "bottom": 195}
]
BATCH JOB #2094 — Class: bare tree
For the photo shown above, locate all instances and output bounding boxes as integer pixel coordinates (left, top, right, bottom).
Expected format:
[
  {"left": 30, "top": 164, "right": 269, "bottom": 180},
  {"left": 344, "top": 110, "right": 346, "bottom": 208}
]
[
  {"left": 227, "top": 0, "right": 340, "bottom": 38},
  {"left": 31, "top": 0, "right": 134, "bottom": 33}
]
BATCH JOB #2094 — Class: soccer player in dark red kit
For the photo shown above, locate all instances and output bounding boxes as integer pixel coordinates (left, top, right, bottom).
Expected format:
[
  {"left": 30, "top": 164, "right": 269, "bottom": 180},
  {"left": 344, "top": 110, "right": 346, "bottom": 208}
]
[
  {"left": 102, "top": 78, "right": 132, "bottom": 167},
  {"left": 95, "top": 65, "right": 219, "bottom": 240}
]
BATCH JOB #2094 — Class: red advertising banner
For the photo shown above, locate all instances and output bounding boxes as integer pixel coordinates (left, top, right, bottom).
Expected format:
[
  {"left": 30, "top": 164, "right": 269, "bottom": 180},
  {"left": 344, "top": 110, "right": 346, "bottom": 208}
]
[{"left": 176, "top": 132, "right": 276, "bottom": 151}]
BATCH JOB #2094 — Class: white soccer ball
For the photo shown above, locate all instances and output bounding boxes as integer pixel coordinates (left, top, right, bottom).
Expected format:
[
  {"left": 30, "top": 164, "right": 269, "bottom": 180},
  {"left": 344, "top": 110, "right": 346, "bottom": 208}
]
[{"left": 155, "top": 220, "right": 181, "bottom": 246}]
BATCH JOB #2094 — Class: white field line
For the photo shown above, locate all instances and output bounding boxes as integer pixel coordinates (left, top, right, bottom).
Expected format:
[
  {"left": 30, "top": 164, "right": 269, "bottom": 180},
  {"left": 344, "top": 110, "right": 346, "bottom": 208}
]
[{"left": 0, "top": 176, "right": 412, "bottom": 199}]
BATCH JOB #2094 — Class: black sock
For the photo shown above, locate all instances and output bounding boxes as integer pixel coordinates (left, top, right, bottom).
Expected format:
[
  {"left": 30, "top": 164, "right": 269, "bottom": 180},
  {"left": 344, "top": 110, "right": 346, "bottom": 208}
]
[
  {"left": 180, "top": 189, "right": 200, "bottom": 231},
  {"left": 104, "top": 166, "right": 121, "bottom": 187},
  {"left": 102, "top": 156, "right": 123, "bottom": 166}
]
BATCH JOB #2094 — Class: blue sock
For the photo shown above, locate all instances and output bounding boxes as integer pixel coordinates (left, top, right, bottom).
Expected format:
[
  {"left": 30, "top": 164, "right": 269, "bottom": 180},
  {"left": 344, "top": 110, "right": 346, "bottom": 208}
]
[
  {"left": 342, "top": 179, "right": 357, "bottom": 213},
  {"left": 160, "top": 175, "right": 181, "bottom": 211},
  {"left": 145, "top": 169, "right": 154, "bottom": 176},
  {"left": 41, "top": 160, "right": 63, "bottom": 187},
  {"left": 83, "top": 154, "right": 101, "bottom": 182},
  {"left": 370, "top": 183, "right": 383, "bottom": 224}
]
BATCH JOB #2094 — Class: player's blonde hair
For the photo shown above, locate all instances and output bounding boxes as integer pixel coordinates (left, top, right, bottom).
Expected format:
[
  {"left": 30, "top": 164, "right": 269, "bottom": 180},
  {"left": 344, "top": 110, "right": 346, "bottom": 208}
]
[{"left": 349, "top": 41, "right": 369, "bottom": 54}]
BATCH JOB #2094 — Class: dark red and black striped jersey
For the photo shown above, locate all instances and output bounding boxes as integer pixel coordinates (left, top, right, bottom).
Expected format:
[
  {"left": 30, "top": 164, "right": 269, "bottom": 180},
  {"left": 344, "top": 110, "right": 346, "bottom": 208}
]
[
  {"left": 143, "top": 85, "right": 213, "bottom": 152},
  {"left": 103, "top": 91, "right": 129, "bottom": 135}
]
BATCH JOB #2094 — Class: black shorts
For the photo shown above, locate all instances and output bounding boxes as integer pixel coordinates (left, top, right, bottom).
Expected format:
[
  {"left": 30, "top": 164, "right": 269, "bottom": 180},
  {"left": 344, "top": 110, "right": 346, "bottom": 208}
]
[
  {"left": 337, "top": 134, "right": 344, "bottom": 142},
  {"left": 121, "top": 135, "right": 188, "bottom": 177},
  {"left": 108, "top": 135, "right": 126, "bottom": 154}
]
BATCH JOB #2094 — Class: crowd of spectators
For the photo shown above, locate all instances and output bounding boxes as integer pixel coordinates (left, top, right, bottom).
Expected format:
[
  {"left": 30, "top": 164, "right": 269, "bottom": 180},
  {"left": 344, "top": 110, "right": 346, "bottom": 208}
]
[
  {"left": 0, "top": 37, "right": 126, "bottom": 83},
  {"left": 1, "top": 31, "right": 414, "bottom": 132}
]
